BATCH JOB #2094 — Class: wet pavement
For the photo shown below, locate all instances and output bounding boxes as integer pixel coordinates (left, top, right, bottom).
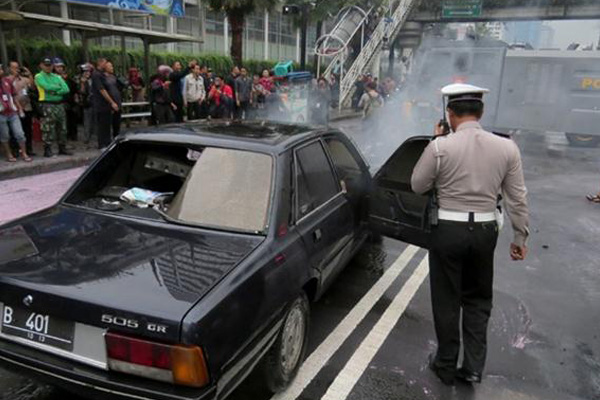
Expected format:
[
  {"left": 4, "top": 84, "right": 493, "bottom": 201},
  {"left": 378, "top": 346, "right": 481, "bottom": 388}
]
[{"left": 1, "top": 120, "right": 599, "bottom": 400}]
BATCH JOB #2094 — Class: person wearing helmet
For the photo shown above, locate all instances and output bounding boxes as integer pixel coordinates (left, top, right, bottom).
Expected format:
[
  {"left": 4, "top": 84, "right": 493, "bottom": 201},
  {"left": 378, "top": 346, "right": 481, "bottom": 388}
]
[{"left": 150, "top": 65, "right": 175, "bottom": 124}]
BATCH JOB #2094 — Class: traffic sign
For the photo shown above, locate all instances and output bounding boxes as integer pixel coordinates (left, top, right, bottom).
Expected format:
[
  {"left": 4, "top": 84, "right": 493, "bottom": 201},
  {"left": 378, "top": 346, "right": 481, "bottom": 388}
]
[{"left": 442, "top": 0, "right": 482, "bottom": 18}]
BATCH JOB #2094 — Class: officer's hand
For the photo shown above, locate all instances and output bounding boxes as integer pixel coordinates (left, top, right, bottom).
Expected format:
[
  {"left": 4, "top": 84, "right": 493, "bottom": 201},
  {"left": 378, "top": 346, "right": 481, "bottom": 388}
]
[
  {"left": 510, "top": 243, "right": 528, "bottom": 261},
  {"left": 434, "top": 122, "right": 445, "bottom": 136}
]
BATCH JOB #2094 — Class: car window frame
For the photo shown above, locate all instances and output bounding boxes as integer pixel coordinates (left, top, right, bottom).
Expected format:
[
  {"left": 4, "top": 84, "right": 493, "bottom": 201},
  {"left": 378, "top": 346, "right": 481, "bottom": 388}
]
[
  {"left": 62, "top": 139, "right": 278, "bottom": 236},
  {"left": 293, "top": 138, "right": 344, "bottom": 224},
  {"left": 322, "top": 132, "right": 368, "bottom": 177}
]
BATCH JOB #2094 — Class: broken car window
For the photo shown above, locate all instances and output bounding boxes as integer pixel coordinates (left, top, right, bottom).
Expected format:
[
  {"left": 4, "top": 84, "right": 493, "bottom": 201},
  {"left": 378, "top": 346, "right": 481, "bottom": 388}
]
[{"left": 64, "top": 142, "right": 273, "bottom": 234}]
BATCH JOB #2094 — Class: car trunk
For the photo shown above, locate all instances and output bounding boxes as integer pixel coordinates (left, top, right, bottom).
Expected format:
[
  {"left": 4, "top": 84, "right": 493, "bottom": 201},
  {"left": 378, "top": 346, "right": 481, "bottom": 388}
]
[{"left": 0, "top": 206, "right": 264, "bottom": 345}]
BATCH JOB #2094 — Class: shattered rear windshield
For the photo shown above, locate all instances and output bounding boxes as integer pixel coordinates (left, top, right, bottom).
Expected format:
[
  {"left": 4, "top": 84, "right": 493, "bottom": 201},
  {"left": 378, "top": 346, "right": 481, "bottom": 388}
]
[{"left": 64, "top": 141, "right": 273, "bottom": 234}]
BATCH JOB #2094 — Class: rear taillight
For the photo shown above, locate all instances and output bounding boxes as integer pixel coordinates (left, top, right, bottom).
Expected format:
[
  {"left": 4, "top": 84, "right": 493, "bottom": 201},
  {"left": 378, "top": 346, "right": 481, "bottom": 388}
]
[{"left": 105, "top": 332, "right": 209, "bottom": 388}]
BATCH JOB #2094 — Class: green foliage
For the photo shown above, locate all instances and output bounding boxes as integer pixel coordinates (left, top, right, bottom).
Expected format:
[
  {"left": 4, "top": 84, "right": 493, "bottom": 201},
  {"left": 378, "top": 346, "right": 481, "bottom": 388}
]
[
  {"left": 207, "top": 0, "right": 277, "bottom": 14},
  {"left": 6, "top": 39, "right": 293, "bottom": 77}
]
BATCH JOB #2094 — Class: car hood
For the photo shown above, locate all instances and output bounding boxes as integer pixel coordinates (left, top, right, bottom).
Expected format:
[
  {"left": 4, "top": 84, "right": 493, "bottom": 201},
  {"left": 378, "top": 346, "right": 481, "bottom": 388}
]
[{"left": 0, "top": 206, "right": 264, "bottom": 342}]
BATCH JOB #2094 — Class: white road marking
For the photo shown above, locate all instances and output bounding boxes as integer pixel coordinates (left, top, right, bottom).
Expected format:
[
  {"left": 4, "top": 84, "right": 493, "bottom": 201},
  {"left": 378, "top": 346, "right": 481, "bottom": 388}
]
[
  {"left": 271, "top": 245, "right": 420, "bottom": 400},
  {"left": 320, "top": 257, "right": 430, "bottom": 400}
]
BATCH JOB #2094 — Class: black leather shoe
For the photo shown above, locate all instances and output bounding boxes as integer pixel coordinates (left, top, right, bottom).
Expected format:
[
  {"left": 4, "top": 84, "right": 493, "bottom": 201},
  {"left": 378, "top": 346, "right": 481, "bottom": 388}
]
[
  {"left": 456, "top": 368, "right": 482, "bottom": 384},
  {"left": 428, "top": 353, "right": 455, "bottom": 386}
]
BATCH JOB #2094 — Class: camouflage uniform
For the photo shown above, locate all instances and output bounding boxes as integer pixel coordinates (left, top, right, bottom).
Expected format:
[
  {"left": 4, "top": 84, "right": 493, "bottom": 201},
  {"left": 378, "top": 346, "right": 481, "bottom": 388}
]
[
  {"left": 40, "top": 103, "right": 67, "bottom": 147},
  {"left": 34, "top": 70, "right": 70, "bottom": 152}
]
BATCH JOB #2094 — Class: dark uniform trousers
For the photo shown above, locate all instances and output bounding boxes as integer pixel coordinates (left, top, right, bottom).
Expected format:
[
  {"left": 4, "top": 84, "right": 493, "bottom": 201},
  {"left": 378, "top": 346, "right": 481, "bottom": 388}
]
[{"left": 429, "top": 218, "right": 498, "bottom": 377}]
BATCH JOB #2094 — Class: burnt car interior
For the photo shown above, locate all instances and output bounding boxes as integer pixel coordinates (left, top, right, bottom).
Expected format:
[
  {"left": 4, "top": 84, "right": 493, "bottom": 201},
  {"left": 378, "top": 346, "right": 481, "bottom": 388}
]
[
  {"left": 65, "top": 142, "right": 194, "bottom": 218},
  {"left": 64, "top": 141, "right": 273, "bottom": 234}
]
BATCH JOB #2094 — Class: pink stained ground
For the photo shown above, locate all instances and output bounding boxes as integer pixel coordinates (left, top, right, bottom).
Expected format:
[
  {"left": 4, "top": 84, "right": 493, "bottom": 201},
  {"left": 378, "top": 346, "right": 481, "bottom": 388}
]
[{"left": 0, "top": 167, "right": 85, "bottom": 225}]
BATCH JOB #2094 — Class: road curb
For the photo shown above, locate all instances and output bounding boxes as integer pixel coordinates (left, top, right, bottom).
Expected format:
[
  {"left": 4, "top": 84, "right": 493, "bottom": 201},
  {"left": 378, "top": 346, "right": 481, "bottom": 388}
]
[{"left": 0, "top": 151, "right": 100, "bottom": 181}]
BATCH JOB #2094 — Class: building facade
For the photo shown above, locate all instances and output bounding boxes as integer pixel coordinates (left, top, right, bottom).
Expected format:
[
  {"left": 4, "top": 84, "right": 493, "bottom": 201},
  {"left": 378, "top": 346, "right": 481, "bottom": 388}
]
[{"left": 3, "top": 0, "right": 317, "bottom": 63}]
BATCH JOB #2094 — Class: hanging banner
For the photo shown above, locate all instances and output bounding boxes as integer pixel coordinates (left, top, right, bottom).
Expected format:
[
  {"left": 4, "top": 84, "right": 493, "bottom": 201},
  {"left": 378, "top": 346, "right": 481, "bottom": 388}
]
[{"left": 69, "top": 0, "right": 185, "bottom": 17}]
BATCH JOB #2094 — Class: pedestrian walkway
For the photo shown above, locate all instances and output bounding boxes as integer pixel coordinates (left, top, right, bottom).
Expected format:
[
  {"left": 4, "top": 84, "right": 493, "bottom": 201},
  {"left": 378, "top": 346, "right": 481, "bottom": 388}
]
[
  {"left": 0, "top": 110, "right": 361, "bottom": 181},
  {"left": 0, "top": 141, "right": 100, "bottom": 181}
]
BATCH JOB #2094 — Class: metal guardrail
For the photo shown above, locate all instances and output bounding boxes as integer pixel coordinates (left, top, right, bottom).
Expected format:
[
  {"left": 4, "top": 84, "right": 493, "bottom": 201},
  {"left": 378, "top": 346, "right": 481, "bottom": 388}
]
[{"left": 121, "top": 101, "right": 151, "bottom": 120}]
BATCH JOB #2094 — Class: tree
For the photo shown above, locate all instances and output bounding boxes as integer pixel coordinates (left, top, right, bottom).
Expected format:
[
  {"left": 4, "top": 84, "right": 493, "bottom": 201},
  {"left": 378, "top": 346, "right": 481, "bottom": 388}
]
[{"left": 208, "top": 0, "right": 279, "bottom": 66}]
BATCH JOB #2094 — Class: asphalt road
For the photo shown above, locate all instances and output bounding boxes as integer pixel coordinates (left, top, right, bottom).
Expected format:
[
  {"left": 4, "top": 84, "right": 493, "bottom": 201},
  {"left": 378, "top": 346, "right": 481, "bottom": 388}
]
[{"left": 0, "top": 120, "right": 599, "bottom": 400}]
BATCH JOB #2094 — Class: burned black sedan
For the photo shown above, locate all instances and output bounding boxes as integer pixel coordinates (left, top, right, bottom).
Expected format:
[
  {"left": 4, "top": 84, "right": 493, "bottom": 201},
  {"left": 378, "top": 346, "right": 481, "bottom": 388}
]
[{"left": 0, "top": 121, "right": 431, "bottom": 400}]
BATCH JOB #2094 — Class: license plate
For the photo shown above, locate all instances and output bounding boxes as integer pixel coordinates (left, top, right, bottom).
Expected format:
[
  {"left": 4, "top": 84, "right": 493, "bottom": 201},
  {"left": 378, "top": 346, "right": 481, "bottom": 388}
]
[{"left": 1, "top": 305, "right": 75, "bottom": 351}]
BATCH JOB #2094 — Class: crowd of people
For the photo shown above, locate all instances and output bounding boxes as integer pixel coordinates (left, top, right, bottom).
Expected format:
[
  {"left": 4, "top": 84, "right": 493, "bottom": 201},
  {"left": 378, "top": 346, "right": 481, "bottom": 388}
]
[
  {"left": 0, "top": 56, "right": 129, "bottom": 161},
  {"left": 353, "top": 73, "right": 398, "bottom": 110},
  {"left": 0, "top": 54, "right": 401, "bottom": 163},
  {"left": 147, "top": 61, "right": 317, "bottom": 124}
]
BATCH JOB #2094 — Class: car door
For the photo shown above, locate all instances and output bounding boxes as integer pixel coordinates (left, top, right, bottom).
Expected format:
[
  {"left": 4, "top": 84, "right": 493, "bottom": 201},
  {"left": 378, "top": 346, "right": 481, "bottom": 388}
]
[
  {"left": 322, "top": 133, "right": 371, "bottom": 232},
  {"left": 368, "top": 136, "right": 433, "bottom": 249},
  {"left": 293, "top": 139, "right": 354, "bottom": 287}
]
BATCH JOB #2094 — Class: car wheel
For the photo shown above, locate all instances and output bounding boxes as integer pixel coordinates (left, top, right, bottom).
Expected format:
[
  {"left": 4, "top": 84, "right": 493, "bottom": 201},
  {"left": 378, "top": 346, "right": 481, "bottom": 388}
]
[
  {"left": 263, "top": 293, "right": 310, "bottom": 393},
  {"left": 566, "top": 133, "right": 600, "bottom": 148}
]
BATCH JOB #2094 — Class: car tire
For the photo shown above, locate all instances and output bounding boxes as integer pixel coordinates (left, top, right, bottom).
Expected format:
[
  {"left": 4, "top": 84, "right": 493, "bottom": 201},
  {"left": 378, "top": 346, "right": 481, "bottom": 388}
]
[
  {"left": 262, "top": 293, "right": 310, "bottom": 393},
  {"left": 566, "top": 133, "right": 600, "bottom": 148}
]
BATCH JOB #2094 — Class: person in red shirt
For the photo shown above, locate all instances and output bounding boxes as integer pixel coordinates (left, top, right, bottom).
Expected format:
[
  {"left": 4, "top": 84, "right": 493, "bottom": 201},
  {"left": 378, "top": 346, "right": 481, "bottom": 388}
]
[
  {"left": 207, "top": 76, "right": 233, "bottom": 119},
  {"left": 0, "top": 64, "right": 30, "bottom": 162},
  {"left": 259, "top": 69, "right": 273, "bottom": 93}
]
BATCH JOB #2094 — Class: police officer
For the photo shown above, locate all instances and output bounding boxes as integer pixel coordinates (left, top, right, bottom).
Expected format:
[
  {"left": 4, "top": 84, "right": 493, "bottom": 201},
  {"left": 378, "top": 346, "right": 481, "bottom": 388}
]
[
  {"left": 34, "top": 57, "right": 71, "bottom": 157},
  {"left": 411, "top": 83, "right": 529, "bottom": 385}
]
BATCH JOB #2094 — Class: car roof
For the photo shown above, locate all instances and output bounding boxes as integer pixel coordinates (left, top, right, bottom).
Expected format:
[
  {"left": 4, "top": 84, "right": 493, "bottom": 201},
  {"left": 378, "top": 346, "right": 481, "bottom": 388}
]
[{"left": 120, "top": 120, "right": 330, "bottom": 153}]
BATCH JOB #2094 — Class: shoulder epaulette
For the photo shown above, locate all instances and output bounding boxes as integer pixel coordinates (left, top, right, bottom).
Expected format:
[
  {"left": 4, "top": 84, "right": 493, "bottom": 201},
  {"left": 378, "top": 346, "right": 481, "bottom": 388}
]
[{"left": 492, "top": 131, "right": 511, "bottom": 139}]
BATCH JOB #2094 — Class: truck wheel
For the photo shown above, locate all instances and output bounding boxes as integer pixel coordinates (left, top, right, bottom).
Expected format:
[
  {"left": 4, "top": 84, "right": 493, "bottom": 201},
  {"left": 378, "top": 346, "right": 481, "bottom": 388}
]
[
  {"left": 566, "top": 133, "right": 600, "bottom": 148},
  {"left": 263, "top": 293, "right": 310, "bottom": 393}
]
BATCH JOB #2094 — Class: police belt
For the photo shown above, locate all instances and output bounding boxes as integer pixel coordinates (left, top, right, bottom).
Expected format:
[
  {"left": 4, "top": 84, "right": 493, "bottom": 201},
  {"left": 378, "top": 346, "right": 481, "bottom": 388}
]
[{"left": 438, "top": 209, "right": 496, "bottom": 223}]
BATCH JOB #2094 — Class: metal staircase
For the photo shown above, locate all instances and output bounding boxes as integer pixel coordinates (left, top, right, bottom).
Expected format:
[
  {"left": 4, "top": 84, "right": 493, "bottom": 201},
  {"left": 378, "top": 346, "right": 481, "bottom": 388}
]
[
  {"left": 316, "top": 6, "right": 372, "bottom": 81},
  {"left": 332, "top": 0, "right": 420, "bottom": 108}
]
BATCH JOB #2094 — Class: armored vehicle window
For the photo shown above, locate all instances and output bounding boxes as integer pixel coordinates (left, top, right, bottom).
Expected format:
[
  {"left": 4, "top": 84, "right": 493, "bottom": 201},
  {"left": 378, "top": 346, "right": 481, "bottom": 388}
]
[
  {"left": 454, "top": 52, "right": 470, "bottom": 73},
  {"left": 294, "top": 141, "right": 338, "bottom": 219}
]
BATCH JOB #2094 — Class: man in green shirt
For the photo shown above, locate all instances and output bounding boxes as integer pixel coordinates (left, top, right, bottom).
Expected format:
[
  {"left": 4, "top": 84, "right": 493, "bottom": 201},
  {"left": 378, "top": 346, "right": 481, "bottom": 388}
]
[{"left": 34, "top": 57, "right": 71, "bottom": 157}]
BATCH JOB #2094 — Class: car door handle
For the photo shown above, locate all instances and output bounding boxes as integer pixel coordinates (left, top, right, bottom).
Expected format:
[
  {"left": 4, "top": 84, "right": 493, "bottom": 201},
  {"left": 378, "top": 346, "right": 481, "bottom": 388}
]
[{"left": 313, "top": 228, "right": 322, "bottom": 243}]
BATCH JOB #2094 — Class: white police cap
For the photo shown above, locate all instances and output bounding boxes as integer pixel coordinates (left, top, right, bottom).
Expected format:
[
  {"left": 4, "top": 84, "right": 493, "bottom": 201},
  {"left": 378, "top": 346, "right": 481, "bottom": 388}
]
[{"left": 441, "top": 83, "right": 489, "bottom": 103}]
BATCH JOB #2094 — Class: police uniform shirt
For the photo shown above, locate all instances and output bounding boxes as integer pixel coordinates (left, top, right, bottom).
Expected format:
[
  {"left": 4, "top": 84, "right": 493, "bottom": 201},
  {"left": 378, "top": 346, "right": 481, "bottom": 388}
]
[{"left": 411, "top": 121, "right": 530, "bottom": 247}]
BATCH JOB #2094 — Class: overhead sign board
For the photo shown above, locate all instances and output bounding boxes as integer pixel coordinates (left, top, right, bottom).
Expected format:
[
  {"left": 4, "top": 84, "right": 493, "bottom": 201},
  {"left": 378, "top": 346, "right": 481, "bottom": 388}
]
[
  {"left": 442, "top": 0, "right": 482, "bottom": 18},
  {"left": 69, "top": 0, "right": 184, "bottom": 17}
]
